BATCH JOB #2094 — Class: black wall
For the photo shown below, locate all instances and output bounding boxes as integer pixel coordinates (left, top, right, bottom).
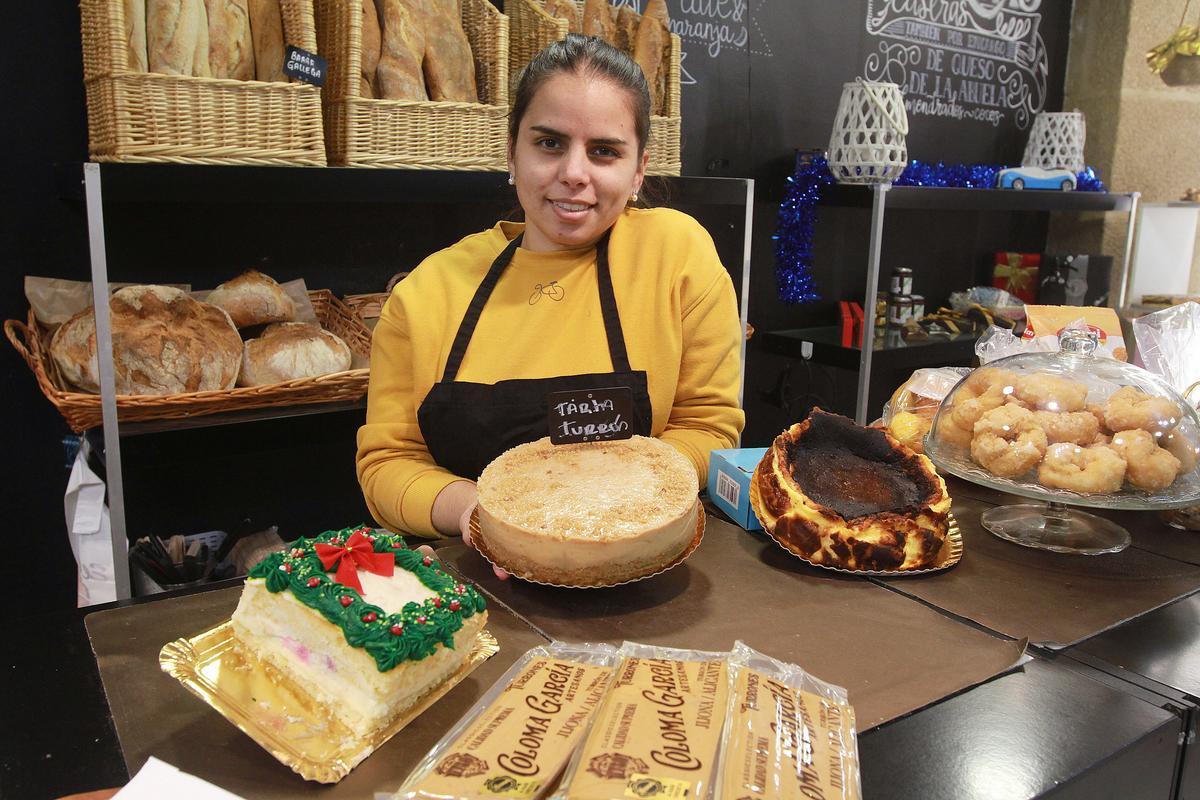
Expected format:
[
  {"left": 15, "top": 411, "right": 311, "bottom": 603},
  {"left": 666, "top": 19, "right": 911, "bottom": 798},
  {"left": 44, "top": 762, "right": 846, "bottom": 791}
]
[{"left": 2, "top": 0, "right": 1074, "bottom": 617}]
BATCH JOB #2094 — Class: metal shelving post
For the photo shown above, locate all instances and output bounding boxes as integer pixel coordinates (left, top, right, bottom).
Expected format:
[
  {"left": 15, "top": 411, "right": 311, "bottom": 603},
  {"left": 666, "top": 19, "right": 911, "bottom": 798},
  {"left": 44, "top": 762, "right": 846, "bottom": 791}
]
[
  {"left": 855, "top": 183, "right": 890, "bottom": 424},
  {"left": 83, "top": 162, "right": 132, "bottom": 600}
]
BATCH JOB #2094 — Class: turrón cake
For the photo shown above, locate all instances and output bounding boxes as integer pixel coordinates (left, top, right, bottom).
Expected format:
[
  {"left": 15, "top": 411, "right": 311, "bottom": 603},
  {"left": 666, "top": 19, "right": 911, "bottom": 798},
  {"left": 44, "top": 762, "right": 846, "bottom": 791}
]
[{"left": 475, "top": 436, "right": 700, "bottom": 585}]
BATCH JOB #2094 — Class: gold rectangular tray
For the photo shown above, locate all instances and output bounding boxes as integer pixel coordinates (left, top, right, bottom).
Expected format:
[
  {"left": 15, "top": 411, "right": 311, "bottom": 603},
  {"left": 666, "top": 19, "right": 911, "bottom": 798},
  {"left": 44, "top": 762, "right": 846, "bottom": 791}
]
[{"left": 160, "top": 620, "right": 499, "bottom": 784}]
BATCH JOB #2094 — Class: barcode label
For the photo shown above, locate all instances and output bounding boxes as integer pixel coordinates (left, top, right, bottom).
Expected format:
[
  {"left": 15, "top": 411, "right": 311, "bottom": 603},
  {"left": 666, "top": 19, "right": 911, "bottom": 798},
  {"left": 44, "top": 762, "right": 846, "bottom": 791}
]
[{"left": 715, "top": 470, "right": 740, "bottom": 508}]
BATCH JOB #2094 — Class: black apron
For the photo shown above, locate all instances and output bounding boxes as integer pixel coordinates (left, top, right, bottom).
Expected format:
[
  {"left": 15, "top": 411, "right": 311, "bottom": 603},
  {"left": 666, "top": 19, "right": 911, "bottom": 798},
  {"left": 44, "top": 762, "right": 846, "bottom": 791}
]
[{"left": 417, "top": 230, "right": 654, "bottom": 480}]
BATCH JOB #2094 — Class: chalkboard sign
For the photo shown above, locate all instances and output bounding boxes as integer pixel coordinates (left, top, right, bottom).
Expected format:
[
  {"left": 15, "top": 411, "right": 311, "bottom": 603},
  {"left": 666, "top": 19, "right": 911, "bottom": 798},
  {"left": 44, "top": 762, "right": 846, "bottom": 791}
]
[
  {"left": 628, "top": 0, "right": 1069, "bottom": 179},
  {"left": 284, "top": 46, "right": 328, "bottom": 87},
  {"left": 547, "top": 387, "right": 635, "bottom": 444}
]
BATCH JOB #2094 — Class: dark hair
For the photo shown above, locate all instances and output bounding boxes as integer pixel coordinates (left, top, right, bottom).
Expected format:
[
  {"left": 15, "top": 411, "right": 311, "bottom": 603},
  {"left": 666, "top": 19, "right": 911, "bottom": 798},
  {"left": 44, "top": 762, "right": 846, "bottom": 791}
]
[{"left": 509, "top": 34, "right": 652, "bottom": 156}]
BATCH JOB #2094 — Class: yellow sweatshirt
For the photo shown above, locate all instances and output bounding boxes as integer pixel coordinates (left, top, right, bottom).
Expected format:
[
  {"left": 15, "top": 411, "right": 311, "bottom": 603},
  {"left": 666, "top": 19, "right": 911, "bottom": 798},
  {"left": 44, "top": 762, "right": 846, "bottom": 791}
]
[{"left": 356, "top": 207, "right": 745, "bottom": 538}]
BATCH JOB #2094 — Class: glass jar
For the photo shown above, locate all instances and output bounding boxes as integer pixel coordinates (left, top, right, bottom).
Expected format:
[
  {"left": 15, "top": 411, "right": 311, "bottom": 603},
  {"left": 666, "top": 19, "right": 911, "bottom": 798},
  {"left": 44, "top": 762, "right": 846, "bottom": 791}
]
[
  {"left": 910, "top": 294, "right": 925, "bottom": 320},
  {"left": 890, "top": 266, "right": 914, "bottom": 296},
  {"left": 887, "top": 293, "right": 912, "bottom": 327}
]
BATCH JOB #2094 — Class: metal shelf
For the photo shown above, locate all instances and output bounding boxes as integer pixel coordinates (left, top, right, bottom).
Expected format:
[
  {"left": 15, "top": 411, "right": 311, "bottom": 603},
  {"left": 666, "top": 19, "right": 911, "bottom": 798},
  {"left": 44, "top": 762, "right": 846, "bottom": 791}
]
[
  {"left": 818, "top": 183, "right": 1140, "bottom": 424},
  {"left": 821, "top": 184, "right": 1137, "bottom": 213}
]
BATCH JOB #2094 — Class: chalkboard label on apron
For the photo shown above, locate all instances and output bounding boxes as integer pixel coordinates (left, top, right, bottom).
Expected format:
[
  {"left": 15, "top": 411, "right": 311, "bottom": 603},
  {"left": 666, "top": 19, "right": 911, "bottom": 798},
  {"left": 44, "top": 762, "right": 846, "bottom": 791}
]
[{"left": 548, "top": 387, "right": 635, "bottom": 445}]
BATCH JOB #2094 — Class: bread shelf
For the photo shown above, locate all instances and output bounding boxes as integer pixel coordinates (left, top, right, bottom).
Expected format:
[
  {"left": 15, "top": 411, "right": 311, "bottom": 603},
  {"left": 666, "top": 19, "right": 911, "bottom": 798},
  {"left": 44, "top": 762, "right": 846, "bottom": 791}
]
[{"left": 57, "top": 163, "right": 753, "bottom": 206}]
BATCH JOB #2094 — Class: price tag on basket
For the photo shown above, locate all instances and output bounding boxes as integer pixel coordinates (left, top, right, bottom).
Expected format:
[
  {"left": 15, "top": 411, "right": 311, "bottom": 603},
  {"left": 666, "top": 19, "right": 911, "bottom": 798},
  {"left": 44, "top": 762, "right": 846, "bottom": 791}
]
[
  {"left": 547, "top": 387, "right": 634, "bottom": 445},
  {"left": 284, "top": 46, "right": 328, "bottom": 87}
]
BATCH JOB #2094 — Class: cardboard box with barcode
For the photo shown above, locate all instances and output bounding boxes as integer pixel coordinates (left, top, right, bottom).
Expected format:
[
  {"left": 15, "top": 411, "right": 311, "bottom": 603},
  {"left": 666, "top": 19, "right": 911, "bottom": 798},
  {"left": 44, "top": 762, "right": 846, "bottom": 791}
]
[
  {"left": 1022, "top": 305, "right": 1127, "bottom": 361},
  {"left": 707, "top": 448, "right": 768, "bottom": 531}
]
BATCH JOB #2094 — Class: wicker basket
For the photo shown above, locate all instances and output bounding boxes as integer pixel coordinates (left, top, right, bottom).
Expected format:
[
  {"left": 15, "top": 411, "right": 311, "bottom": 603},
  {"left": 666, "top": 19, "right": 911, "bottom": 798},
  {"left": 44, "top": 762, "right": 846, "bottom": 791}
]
[
  {"left": 342, "top": 292, "right": 390, "bottom": 323},
  {"left": 508, "top": 0, "right": 681, "bottom": 176},
  {"left": 4, "top": 290, "right": 370, "bottom": 433},
  {"left": 315, "top": 0, "right": 509, "bottom": 169},
  {"left": 80, "top": 0, "right": 327, "bottom": 166}
]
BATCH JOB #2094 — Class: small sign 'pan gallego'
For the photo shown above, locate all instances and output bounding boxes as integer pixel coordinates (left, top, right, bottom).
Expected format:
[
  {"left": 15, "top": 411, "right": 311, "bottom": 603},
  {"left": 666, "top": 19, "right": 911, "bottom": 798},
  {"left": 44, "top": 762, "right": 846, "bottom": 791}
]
[{"left": 547, "top": 387, "right": 634, "bottom": 445}]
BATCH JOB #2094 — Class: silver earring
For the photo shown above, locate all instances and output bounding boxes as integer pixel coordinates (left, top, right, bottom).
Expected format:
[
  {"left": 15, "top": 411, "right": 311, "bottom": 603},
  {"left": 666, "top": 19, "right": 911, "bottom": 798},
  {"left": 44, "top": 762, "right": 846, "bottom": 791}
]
[
  {"left": 507, "top": 174, "right": 515, "bottom": 186},
  {"left": 630, "top": 192, "right": 638, "bottom": 203}
]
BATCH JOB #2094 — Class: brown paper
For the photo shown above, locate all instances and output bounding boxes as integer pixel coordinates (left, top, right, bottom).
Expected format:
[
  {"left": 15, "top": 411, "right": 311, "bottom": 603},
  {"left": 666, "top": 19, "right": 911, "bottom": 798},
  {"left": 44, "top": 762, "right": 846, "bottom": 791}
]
[
  {"left": 23, "top": 275, "right": 317, "bottom": 329},
  {"left": 554, "top": 643, "right": 728, "bottom": 800},
  {"left": 718, "top": 643, "right": 860, "bottom": 800},
  {"left": 400, "top": 645, "right": 617, "bottom": 800}
]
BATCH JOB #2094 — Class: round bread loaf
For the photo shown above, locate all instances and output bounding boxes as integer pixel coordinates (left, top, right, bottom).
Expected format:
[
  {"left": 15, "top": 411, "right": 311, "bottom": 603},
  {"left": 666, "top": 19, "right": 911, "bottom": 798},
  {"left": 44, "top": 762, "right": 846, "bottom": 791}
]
[
  {"left": 48, "top": 285, "right": 242, "bottom": 395},
  {"left": 237, "top": 322, "right": 352, "bottom": 387},
  {"left": 206, "top": 270, "right": 296, "bottom": 328}
]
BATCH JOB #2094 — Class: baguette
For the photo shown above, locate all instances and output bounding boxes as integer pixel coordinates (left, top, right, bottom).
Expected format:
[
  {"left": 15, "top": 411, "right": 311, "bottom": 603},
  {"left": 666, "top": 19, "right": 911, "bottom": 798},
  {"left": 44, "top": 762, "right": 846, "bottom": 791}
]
[
  {"left": 614, "top": 5, "right": 638, "bottom": 54},
  {"left": 124, "top": 0, "right": 147, "bottom": 72},
  {"left": 375, "top": 0, "right": 427, "bottom": 100},
  {"left": 422, "top": 0, "right": 477, "bottom": 102},
  {"left": 633, "top": 7, "right": 667, "bottom": 113},
  {"left": 360, "top": 0, "right": 382, "bottom": 98},
  {"left": 545, "top": 0, "right": 581, "bottom": 33},
  {"left": 205, "top": 0, "right": 255, "bottom": 80},
  {"left": 147, "top": 0, "right": 211, "bottom": 76},
  {"left": 582, "top": 0, "right": 615, "bottom": 43},
  {"left": 247, "top": 0, "right": 286, "bottom": 81}
]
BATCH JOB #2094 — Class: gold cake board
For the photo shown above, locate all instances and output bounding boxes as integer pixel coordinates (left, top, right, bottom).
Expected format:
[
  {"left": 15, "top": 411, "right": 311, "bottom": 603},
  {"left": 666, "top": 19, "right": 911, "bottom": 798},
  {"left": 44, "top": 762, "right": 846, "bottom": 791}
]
[{"left": 160, "top": 621, "right": 499, "bottom": 783}]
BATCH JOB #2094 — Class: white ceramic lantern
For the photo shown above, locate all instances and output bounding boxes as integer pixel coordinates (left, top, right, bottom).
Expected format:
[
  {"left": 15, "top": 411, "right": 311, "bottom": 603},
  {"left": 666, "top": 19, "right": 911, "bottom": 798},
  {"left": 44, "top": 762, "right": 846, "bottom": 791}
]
[
  {"left": 827, "top": 78, "right": 909, "bottom": 185},
  {"left": 1022, "top": 111, "right": 1086, "bottom": 173}
]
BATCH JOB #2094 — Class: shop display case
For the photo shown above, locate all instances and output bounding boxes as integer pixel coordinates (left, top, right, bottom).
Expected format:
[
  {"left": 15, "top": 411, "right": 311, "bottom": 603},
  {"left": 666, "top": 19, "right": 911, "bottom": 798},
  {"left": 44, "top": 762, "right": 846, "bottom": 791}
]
[{"left": 760, "top": 183, "right": 1140, "bottom": 424}]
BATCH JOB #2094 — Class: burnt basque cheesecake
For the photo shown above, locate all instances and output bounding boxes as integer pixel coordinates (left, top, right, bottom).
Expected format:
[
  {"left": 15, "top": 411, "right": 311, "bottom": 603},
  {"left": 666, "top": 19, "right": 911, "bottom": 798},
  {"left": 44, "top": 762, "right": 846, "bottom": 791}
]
[
  {"left": 754, "top": 410, "right": 950, "bottom": 570},
  {"left": 230, "top": 526, "right": 487, "bottom": 736},
  {"left": 475, "top": 436, "right": 700, "bottom": 585}
]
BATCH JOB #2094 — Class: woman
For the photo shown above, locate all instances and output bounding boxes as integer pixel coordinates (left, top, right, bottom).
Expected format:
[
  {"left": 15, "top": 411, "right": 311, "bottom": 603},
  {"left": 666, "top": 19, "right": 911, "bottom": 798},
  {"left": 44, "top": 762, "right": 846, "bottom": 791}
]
[{"left": 356, "top": 34, "right": 745, "bottom": 555}]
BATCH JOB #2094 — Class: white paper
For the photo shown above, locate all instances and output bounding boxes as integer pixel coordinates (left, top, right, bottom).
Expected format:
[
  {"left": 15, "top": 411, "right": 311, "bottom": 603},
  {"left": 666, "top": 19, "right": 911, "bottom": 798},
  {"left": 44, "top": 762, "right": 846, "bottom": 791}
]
[
  {"left": 115, "top": 756, "right": 244, "bottom": 799},
  {"left": 63, "top": 437, "right": 122, "bottom": 607}
]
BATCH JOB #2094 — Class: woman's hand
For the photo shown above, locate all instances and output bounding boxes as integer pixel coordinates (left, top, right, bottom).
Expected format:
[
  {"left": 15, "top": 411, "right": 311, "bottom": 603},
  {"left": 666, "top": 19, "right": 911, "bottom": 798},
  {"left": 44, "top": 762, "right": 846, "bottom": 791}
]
[
  {"left": 460, "top": 501, "right": 510, "bottom": 581},
  {"left": 430, "top": 480, "right": 509, "bottom": 580}
]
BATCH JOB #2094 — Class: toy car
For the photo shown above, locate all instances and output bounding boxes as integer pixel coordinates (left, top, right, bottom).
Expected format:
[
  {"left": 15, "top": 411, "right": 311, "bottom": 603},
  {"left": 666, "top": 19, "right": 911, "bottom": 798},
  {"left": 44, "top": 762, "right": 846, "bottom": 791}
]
[{"left": 996, "top": 166, "right": 1077, "bottom": 191}]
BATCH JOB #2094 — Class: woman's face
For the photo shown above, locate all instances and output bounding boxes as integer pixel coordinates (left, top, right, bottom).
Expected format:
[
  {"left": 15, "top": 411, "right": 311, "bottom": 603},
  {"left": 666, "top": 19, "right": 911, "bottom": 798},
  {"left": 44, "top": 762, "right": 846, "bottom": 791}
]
[{"left": 509, "top": 71, "right": 648, "bottom": 252}]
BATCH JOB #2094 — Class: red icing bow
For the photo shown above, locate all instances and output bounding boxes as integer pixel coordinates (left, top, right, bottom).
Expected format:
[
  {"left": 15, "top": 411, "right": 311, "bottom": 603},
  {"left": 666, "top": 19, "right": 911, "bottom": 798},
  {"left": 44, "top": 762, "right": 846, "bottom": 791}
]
[{"left": 314, "top": 531, "right": 394, "bottom": 594}]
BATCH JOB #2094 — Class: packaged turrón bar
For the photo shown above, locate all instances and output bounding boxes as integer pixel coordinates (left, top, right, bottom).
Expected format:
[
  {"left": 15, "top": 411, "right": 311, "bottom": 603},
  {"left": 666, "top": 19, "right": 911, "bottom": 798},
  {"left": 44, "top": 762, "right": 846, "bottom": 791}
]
[
  {"left": 715, "top": 641, "right": 860, "bottom": 800},
  {"left": 393, "top": 642, "right": 619, "bottom": 800},
  {"left": 552, "top": 641, "right": 729, "bottom": 800}
]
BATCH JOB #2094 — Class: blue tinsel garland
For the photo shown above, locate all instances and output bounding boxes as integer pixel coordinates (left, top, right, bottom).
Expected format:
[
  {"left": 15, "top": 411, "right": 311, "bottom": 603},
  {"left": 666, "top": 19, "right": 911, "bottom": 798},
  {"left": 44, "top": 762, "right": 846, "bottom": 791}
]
[{"left": 772, "top": 159, "right": 1108, "bottom": 304}]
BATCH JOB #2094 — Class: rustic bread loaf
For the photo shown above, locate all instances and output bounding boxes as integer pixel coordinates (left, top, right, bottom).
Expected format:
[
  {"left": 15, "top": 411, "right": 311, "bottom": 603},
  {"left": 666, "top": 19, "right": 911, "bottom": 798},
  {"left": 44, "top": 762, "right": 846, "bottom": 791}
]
[
  {"left": 49, "top": 285, "right": 242, "bottom": 395},
  {"left": 545, "top": 0, "right": 581, "bottom": 33},
  {"left": 205, "top": 0, "right": 255, "bottom": 80},
  {"left": 124, "top": 0, "right": 148, "bottom": 71},
  {"left": 633, "top": 2, "right": 668, "bottom": 114},
  {"left": 205, "top": 270, "right": 296, "bottom": 328},
  {"left": 247, "top": 0, "right": 286, "bottom": 81},
  {"left": 582, "top": 0, "right": 616, "bottom": 44},
  {"left": 422, "top": 0, "right": 478, "bottom": 102},
  {"left": 360, "top": 0, "right": 382, "bottom": 98},
  {"left": 376, "top": 0, "right": 427, "bottom": 100},
  {"left": 238, "top": 322, "right": 352, "bottom": 386},
  {"left": 613, "top": 5, "right": 638, "bottom": 53},
  {"left": 148, "top": 0, "right": 212, "bottom": 76}
]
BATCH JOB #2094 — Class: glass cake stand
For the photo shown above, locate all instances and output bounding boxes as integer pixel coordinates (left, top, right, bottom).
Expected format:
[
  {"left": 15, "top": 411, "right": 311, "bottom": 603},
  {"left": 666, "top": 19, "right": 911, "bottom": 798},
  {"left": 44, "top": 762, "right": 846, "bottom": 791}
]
[{"left": 924, "top": 331, "right": 1200, "bottom": 555}]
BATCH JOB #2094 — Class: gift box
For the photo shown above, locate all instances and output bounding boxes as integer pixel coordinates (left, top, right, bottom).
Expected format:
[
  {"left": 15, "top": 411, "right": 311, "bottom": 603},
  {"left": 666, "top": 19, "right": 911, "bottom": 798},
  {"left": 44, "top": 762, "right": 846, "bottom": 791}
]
[
  {"left": 707, "top": 448, "right": 768, "bottom": 531},
  {"left": 992, "top": 252, "right": 1041, "bottom": 304},
  {"left": 1039, "top": 254, "right": 1114, "bottom": 307}
]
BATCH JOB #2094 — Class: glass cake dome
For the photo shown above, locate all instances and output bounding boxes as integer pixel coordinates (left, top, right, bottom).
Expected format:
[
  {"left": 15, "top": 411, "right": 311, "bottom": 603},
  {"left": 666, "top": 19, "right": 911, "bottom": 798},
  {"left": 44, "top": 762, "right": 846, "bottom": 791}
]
[{"left": 924, "top": 329, "right": 1200, "bottom": 555}]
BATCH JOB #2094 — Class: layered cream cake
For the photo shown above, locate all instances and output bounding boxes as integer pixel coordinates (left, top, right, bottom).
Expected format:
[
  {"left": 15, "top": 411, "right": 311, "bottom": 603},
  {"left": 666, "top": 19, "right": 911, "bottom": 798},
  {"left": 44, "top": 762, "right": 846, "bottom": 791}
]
[
  {"left": 475, "top": 436, "right": 700, "bottom": 585},
  {"left": 230, "top": 525, "right": 487, "bottom": 736}
]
